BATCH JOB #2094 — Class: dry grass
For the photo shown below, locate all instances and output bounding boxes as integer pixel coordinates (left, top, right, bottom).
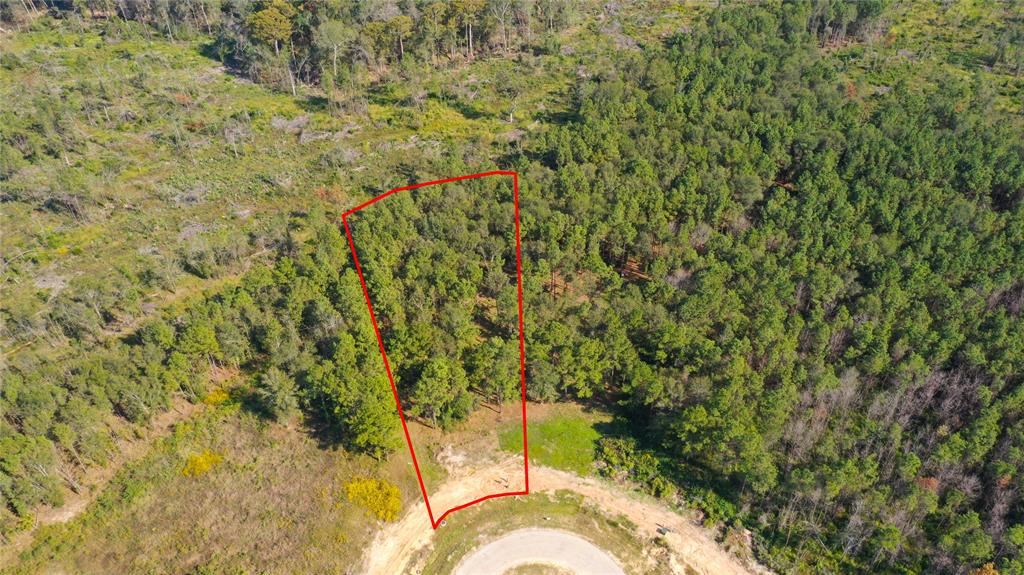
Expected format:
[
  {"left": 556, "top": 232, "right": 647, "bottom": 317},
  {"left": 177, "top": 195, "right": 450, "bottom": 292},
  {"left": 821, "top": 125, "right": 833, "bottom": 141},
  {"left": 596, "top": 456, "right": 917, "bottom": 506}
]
[{"left": 3, "top": 403, "right": 420, "bottom": 575}]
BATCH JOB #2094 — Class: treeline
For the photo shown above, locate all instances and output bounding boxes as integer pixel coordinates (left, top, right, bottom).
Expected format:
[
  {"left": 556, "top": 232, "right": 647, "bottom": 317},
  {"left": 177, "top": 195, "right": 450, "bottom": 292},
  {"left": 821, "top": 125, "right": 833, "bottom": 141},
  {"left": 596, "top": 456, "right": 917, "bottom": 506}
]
[
  {"left": 511, "top": 4, "right": 1024, "bottom": 574},
  {"left": 211, "top": 0, "right": 575, "bottom": 98},
  {"left": 5, "top": 0, "right": 1024, "bottom": 91},
  {"left": 2, "top": 0, "right": 576, "bottom": 97},
  {"left": 0, "top": 213, "right": 402, "bottom": 535}
]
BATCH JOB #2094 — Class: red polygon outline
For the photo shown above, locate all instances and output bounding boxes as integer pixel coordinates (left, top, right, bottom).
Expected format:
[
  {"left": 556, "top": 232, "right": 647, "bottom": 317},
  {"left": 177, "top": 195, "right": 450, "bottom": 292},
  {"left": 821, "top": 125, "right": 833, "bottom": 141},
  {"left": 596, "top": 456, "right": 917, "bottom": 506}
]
[{"left": 341, "top": 171, "right": 529, "bottom": 529}]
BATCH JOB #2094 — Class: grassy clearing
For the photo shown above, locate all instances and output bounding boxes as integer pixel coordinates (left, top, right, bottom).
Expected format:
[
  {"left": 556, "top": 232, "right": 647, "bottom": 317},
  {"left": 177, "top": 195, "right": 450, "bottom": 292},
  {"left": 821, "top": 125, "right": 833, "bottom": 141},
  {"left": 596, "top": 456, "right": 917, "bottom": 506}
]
[
  {"left": 412, "top": 439, "right": 451, "bottom": 494},
  {"left": 834, "top": 0, "right": 1024, "bottom": 111},
  {"left": 420, "top": 490, "right": 668, "bottom": 575},
  {"left": 1, "top": 399, "right": 419, "bottom": 575},
  {"left": 1, "top": 403, "right": 616, "bottom": 573},
  {"left": 499, "top": 404, "right": 607, "bottom": 475}
]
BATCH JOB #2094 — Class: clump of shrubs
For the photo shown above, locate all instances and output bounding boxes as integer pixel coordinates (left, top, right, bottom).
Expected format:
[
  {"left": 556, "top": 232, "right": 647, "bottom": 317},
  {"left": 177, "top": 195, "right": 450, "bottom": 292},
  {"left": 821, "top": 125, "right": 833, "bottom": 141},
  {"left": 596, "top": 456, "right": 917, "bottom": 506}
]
[
  {"left": 595, "top": 437, "right": 676, "bottom": 500},
  {"left": 346, "top": 478, "right": 401, "bottom": 522}
]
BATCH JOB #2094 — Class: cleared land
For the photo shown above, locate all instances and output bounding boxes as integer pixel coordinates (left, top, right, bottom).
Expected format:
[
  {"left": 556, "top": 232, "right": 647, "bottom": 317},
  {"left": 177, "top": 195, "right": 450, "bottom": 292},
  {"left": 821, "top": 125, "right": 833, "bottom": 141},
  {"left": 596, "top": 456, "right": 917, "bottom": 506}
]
[
  {"left": 366, "top": 456, "right": 759, "bottom": 575},
  {"left": 0, "top": 398, "right": 421, "bottom": 574},
  {"left": 4, "top": 401, "right": 680, "bottom": 575}
]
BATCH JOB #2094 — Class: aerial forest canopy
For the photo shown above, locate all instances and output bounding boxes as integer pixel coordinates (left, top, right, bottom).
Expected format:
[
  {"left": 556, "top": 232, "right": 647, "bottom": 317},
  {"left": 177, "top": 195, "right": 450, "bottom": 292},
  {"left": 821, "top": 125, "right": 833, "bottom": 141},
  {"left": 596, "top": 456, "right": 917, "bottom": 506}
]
[
  {"left": 344, "top": 175, "right": 521, "bottom": 429},
  {"left": 2, "top": 1, "right": 1024, "bottom": 574},
  {"left": 518, "top": 7, "right": 1024, "bottom": 573}
]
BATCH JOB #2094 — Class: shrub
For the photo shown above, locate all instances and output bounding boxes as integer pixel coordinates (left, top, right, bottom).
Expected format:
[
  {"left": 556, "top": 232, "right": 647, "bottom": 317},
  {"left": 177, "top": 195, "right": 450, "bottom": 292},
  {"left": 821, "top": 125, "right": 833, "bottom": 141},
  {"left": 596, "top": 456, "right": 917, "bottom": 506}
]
[
  {"left": 254, "top": 367, "right": 298, "bottom": 419},
  {"left": 596, "top": 437, "right": 672, "bottom": 498},
  {"left": 689, "top": 487, "right": 737, "bottom": 527},
  {"left": 203, "top": 388, "right": 231, "bottom": 406},
  {"left": 346, "top": 478, "right": 401, "bottom": 522},
  {"left": 181, "top": 450, "right": 223, "bottom": 477}
]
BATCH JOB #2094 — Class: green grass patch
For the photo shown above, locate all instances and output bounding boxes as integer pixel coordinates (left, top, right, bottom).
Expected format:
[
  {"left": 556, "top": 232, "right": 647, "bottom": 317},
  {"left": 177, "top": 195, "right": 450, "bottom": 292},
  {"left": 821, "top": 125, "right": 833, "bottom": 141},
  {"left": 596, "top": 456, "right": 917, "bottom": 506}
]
[{"left": 499, "top": 407, "right": 604, "bottom": 475}]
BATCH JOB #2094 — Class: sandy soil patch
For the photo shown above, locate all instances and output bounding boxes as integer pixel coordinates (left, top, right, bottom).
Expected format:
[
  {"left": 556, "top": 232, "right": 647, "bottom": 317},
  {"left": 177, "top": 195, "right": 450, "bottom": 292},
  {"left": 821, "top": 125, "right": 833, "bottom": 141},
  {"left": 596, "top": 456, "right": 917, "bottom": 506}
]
[{"left": 364, "top": 456, "right": 766, "bottom": 575}]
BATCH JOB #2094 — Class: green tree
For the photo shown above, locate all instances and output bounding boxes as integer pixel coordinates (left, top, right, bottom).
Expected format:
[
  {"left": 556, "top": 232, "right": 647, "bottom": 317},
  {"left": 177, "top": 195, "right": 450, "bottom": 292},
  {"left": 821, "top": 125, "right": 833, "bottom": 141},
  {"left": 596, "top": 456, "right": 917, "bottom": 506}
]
[
  {"left": 939, "top": 511, "right": 995, "bottom": 566},
  {"left": 468, "top": 337, "right": 519, "bottom": 408},
  {"left": 178, "top": 317, "right": 221, "bottom": 363},
  {"left": 389, "top": 15, "right": 413, "bottom": 59},
  {"left": 345, "top": 374, "right": 402, "bottom": 458},
  {"left": 315, "top": 19, "right": 355, "bottom": 78},
  {"left": 255, "top": 367, "right": 298, "bottom": 420},
  {"left": 409, "top": 358, "right": 474, "bottom": 428},
  {"left": 0, "top": 436, "right": 64, "bottom": 515},
  {"left": 452, "top": 0, "right": 485, "bottom": 58},
  {"left": 247, "top": 0, "right": 295, "bottom": 55}
]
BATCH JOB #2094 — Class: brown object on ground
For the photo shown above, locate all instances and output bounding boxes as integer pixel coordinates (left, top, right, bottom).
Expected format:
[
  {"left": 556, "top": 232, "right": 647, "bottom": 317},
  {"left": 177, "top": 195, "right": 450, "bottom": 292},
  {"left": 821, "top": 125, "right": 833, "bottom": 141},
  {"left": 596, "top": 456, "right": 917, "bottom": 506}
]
[{"left": 619, "top": 257, "right": 652, "bottom": 281}]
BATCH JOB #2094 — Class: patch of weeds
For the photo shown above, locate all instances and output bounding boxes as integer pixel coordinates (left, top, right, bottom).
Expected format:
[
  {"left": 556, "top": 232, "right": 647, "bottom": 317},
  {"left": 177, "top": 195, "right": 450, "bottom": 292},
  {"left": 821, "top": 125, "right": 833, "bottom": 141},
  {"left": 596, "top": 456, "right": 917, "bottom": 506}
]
[{"left": 499, "top": 408, "right": 602, "bottom": 475}]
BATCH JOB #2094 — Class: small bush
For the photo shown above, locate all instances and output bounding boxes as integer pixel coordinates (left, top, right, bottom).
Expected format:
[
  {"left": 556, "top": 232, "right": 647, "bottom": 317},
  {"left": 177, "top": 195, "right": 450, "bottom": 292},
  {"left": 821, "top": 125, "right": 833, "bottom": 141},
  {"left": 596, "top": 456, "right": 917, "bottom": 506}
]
[
  {"left": 182, "top": 450, "right": 223, "bottom": 477},
  {"left": 689, "top": 487, "right": 737, "bottom": 527},
  {"left": 346, "top": 478, "right": 401, "bottom": 522},
  {"left": 204, "top": 388, "right": 231, "bottom": 406},
  {"left": 254, "top": 367, "right": 298, "bottom": 419},
  {"left": 596, "top": 437, "right": 674, "bottom": 499}
]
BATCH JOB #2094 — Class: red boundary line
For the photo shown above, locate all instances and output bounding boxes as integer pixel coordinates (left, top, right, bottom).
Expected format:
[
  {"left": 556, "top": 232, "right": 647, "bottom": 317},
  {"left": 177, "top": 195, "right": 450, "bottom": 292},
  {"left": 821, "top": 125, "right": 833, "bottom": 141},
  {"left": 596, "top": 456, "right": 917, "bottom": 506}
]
[{"left": 341, "top": 171, "right": 529, "bottom": 529}]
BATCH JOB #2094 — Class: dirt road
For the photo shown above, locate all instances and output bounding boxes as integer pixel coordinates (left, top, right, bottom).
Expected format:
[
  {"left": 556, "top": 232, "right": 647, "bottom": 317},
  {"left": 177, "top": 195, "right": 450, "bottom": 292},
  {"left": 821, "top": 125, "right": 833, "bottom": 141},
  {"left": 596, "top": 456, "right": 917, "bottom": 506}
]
[
  {"left": 364, "top": 457, "right": 762, "bottom": 575},
  {"left": 452, "top": 528, "right": 625, "bottom": 574}
]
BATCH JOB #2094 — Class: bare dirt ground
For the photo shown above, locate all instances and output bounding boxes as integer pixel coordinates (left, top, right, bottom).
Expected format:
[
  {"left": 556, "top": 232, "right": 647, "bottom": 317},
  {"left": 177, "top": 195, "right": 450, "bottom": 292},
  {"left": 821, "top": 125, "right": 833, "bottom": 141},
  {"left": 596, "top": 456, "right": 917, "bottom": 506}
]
[
  {"left": 364, "top": 456, "right": 766, "bottom": 575},
  {"left": 428, "top": 443, "right": 527, "bottom": 520}
]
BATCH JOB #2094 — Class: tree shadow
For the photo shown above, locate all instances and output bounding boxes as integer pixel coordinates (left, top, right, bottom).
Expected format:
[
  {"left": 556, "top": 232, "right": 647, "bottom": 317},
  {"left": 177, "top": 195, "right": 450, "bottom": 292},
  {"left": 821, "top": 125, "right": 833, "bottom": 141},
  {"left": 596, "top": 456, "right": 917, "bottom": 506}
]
[
  {"left": 228, "top": 386, "right": 273, "bottom": 420},
  {"left": 301, "top": 405, "right": 348, "bottom": 450},
  {"left": 298, "top": 95, "right": 330, "bottom": 113},
  {"left": 393, "top": 162, "right": 420, "bottom": 184},
  {"left": 470, "top": 389, "right": 501, "bottom": 413},
  {"left": 534, "top": 108, "right": 578, "bottom": 125},
  {"left": 438, "top": 95, "right": 489, "bottom": 120},
  {"left": 196, "top": 40, "right": 249, "bottom": 82},
  {"left": 592, "top": 416, "right": 631, "bottom": 438},
  {"left": 197, "top": 40, "right": 221, "bottom": 63}
]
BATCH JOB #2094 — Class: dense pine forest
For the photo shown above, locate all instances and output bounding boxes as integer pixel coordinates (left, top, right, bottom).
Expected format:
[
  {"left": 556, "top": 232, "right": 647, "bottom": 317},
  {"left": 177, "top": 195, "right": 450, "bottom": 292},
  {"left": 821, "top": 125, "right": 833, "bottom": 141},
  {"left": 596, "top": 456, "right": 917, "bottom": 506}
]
[{"left": 2, "top": 1, "right": 1024, "bottom": 574}]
